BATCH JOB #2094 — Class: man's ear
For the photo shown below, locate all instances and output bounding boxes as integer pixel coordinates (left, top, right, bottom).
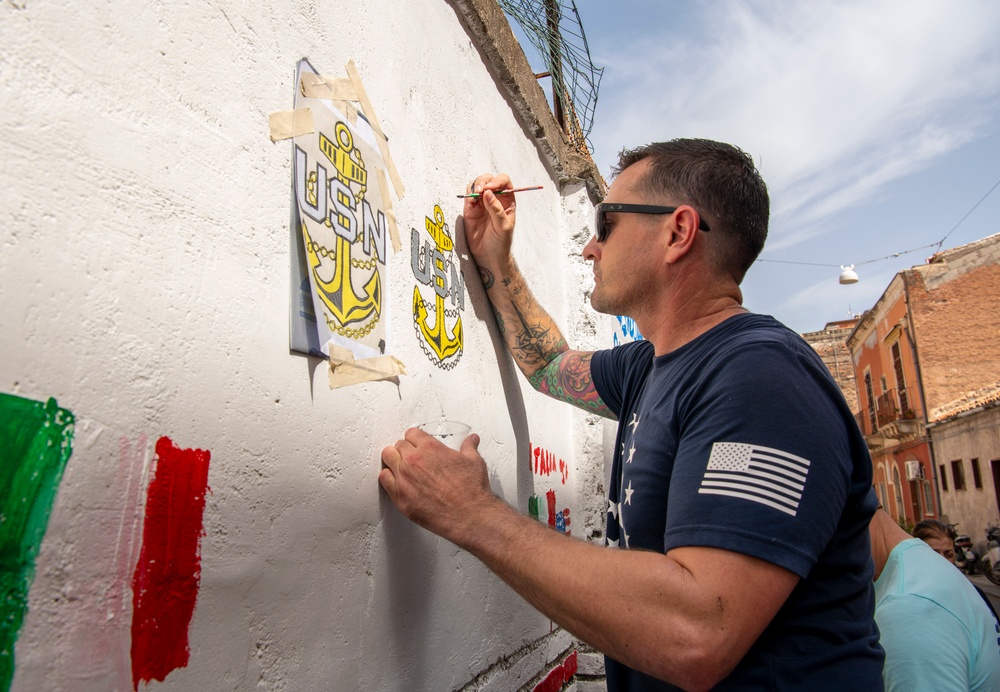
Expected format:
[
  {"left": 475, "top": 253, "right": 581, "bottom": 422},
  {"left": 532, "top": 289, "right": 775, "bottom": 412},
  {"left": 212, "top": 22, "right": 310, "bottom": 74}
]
[{"left": 663, "top": 205, "right": 702, "bottom": 264}]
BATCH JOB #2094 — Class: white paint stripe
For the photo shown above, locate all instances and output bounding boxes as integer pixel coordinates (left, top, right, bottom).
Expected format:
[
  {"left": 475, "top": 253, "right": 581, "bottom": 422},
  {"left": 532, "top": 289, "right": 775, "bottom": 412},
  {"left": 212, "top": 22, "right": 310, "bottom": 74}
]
[
  {"left": 749, "top": 462, "right": 807, "bottom": 485},
  {"left": 751, "top": 444, "right": 811, "bottom": 467},
  {"left": 700, "top": 480, "right": 800, "bottom": 508},
  {"left": 703, "top": 472, "right": 801, "bottom": 498},
  {"left": 698, "top": 488, "right": 798, "bottom": 517},
  {"left": 750, "top": 452, "right": 809, "bottom": 476}
]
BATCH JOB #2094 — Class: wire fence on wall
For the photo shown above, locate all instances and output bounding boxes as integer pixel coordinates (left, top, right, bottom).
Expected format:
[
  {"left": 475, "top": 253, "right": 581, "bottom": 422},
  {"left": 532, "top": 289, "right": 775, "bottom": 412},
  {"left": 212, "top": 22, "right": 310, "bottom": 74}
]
[{"left": 498, "top": 0, "right": 603, "bottom": 157}]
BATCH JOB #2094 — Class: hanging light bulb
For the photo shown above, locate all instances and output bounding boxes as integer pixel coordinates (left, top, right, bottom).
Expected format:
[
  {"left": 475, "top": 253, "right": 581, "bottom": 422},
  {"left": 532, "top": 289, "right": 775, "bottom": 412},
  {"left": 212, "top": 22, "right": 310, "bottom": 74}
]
[{"left": 839, "top": 265, "right": 859, "bottom": 284}]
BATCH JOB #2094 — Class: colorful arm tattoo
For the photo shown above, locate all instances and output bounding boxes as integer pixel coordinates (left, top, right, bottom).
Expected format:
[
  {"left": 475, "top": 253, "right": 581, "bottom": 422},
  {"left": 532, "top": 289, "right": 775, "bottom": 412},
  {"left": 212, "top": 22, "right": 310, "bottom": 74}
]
[{"left": 529, "top": 351, "right": 616, "bottom": 419}]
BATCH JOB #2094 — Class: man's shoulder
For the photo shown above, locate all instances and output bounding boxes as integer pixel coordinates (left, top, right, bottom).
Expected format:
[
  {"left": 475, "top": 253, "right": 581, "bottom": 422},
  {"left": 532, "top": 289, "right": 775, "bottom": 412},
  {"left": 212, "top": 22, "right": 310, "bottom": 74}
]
[
  {"left": 670, "top": 313, "right": 805, "bottom": 365},
  {"left": 596, "top": 338, "right": 655, "bottom": 373},
  {"left": 712, "top": 313, "right": 803, "bottom": 348}
]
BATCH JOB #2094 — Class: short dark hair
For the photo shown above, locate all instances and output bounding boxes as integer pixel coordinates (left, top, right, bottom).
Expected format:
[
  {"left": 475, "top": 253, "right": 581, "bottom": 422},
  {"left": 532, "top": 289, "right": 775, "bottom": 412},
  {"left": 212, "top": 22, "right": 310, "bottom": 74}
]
[
  {"left": 613, "top": 139, "right": 769, "bottom": 283},
  {"left": 913, "top": 519, "right": 955, "bottom": 541}
]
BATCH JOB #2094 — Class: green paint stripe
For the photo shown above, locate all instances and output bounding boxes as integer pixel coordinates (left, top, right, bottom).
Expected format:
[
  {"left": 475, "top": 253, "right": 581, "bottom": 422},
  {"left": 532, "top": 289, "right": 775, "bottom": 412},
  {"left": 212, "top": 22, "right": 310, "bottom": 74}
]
[{"left": 0, "top": 394, "right": 75, "bottom": 692}]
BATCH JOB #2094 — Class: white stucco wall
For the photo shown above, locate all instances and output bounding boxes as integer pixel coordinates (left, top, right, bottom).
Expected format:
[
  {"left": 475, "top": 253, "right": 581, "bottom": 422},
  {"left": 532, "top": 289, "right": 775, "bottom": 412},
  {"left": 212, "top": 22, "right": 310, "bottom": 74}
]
[
  {"left": 933, "top": 406, "right": 1000, "bottom": 554},
  {"left": 1, "top": 1, "right": 610, "bottom": 689}
]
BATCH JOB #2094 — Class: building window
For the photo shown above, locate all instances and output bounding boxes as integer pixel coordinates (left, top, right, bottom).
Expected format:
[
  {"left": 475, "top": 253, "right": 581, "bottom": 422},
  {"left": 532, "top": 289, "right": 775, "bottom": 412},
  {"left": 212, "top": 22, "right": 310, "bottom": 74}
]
[
  {"left": 877, "top": 482, "right": 888, "bottom": 510},
  {"left": 891, "top": 341, "right": 909, "bottom": 415},
  {"left": 922, "top": 480, "right": 934, "bottom": 516},
  {"left": 940, "top": 464, "right": 948, "bottom": 491},
  {"left": 992, "top": 460, "right": 1000, "bottom": 517},
  {"left": 892, "top": 466, "right": 904, "bottom": 518},
  {"left": 864, "top": 371, "right": 877, "bottom": 433},
  {"left": 951, "top": 460, "right": 966, "bottom": 491},
  {"left": 880, "top": 375, "right": 887, "bottom": 392},
  {"left": 972, "top": 458, "right": 982, "bottom": 489}
]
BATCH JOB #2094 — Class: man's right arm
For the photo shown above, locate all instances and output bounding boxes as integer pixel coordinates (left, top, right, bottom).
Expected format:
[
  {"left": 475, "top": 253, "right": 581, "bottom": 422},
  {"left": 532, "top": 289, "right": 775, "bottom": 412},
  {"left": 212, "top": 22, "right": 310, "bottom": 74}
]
[
  {"left": 464, "top": 174, "right": 614, "bottom": 419},
  {"left": 479, "top": 259, "right": 613, "bottom": 418}
]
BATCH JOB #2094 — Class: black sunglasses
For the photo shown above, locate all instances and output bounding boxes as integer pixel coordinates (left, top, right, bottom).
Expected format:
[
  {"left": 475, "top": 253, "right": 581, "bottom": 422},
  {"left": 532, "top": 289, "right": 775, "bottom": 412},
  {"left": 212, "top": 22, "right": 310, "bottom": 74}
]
[{"left": 594, "top": 203, "right": 710, "bottom": 242}]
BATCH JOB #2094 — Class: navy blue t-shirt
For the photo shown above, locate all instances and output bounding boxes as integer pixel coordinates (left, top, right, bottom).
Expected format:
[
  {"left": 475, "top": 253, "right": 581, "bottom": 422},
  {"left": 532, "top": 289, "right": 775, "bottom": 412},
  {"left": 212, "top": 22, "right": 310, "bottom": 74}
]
[{"left": 591, "top": 314, "right": 883, "bottom": 690}]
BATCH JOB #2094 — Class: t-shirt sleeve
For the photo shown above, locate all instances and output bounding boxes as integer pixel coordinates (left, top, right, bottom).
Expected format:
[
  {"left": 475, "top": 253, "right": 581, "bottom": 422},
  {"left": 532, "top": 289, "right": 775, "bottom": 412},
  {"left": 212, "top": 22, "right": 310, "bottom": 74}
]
[
  {"left": 662, "top": 337, "right": 860, "bottom": 577},
  {"left": 591, "top": 340, "right": 653, "bottom": 419},
  {"left": 876, "top": 594, "right": 972, "bottom": 691}
]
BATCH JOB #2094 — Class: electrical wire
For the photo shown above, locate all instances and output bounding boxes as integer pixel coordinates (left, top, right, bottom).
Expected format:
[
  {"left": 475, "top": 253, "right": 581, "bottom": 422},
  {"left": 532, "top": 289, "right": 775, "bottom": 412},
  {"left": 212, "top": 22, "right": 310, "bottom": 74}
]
[{"left": 757, "top": 173, "right": 1000, "bottom": 269}]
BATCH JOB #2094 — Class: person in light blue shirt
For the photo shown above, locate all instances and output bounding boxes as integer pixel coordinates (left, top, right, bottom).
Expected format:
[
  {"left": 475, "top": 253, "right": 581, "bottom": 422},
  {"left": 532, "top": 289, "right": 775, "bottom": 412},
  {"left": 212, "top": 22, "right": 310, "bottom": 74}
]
[{"left": 870, "top": 509, "right": 1000, "bottom": 691}]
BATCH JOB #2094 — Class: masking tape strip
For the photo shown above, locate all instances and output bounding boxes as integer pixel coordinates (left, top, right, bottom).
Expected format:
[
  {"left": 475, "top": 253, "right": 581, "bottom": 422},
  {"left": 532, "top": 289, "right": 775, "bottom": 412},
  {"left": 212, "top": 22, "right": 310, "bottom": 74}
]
[
  {"left": 345, "top": 59, "right": 405, "bottom": 199},
  {"left": 300, "top": 74, "right": 358, "bottom": 101},
  {"left": 327, "top": 344, "right": 407, "bottom": 389},
  {"left": 345, "top": 101, "right": 359, "bottom": 125},
  {"left": 301, "top": 75, "right": 368, "bottom": 135},
  {"left": 375, "top": 167, "right": 402, "bottom": 254},
  {"left": 268, "top": 108, "right": 314, "bottom": 142}
]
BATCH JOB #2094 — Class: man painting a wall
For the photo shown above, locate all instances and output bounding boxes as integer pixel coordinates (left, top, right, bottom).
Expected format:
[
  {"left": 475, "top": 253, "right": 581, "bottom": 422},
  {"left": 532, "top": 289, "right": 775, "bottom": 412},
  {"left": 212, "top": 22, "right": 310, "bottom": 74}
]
[{"left": 380, "top": 139, "right": 884, "bottom": 689}]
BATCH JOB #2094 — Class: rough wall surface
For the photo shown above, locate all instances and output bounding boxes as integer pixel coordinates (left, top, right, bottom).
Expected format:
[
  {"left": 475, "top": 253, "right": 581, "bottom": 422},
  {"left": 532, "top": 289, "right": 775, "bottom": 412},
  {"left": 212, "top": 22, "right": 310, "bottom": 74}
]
[
  {"left": 1, "top": 1, "right": 610, "bottom": 689},
  {"left": 932, "top": 405, "right": 1000, "bottom": 551},
  {"left": 906, "top": 234, "right": 1000, "bottom": 418},
  {"left": 802, "top": 321, "right": 859, "bottom": 414}
]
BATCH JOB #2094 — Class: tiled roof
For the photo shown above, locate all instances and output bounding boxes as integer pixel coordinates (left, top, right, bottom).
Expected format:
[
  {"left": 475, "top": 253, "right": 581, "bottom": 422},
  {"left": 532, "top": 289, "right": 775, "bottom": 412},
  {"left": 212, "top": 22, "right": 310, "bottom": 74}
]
[{"left": 930, "top": 383, "right": 1000, "bottom": 422}]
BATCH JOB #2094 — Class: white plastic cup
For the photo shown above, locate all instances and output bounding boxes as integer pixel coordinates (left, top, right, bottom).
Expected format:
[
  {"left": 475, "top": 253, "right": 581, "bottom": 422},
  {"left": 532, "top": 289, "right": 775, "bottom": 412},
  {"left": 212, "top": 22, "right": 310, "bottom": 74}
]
[{"left": 417, "top": 420, "right": 471, "bottom": 450}]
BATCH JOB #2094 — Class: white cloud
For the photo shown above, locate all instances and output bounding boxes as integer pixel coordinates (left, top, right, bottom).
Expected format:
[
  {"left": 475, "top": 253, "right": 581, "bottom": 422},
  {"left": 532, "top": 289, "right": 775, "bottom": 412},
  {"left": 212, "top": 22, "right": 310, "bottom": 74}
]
[{"left": 588, "top": 0, "right": 1000, "bottom": 247}]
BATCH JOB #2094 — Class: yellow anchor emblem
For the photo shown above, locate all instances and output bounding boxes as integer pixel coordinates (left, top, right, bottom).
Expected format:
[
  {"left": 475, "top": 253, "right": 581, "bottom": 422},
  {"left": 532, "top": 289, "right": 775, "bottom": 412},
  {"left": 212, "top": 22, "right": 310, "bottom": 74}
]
[
  {"left": 308, "top": 121, "right": 381, "bottom": 331},
  {"left": 413, "top": 205, "right": 463, "bottom": 362},
  {"left": 304, "top": 223, "right": 381, "bottom": 327}
]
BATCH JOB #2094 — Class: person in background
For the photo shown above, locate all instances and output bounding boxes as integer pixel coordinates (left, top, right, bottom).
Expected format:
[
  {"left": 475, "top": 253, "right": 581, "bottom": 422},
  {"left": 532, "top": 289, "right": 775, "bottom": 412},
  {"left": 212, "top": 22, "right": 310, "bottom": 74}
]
[
  {"left": 380, "top": 139, "right": 884, "bottom": 689},
  {"left": 912, "top": 519, "right": 956, "bottom": 563},
  {"left": 913, "top": 517, "right": 999, "bottom": 621},
  {"left": 871, "top": 509, "right": 1000, "bottom": 690}
]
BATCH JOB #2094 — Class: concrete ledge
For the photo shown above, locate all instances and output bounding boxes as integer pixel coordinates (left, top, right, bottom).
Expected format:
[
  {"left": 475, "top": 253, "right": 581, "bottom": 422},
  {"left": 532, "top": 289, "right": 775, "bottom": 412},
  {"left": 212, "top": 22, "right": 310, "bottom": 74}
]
[{"left": 449, "top": 0, "right": 606, "bottom": 203}]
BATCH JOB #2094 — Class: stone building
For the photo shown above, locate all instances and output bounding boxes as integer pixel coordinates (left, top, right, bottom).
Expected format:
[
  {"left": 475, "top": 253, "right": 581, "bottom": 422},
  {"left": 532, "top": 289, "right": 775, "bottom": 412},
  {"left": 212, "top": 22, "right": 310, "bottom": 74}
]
[
  {"left": 847, "top": 232, "right": 1000, "bottom": 539},
  {"left": 914, "top": 235, "right": 1000, "bottom": 547},
  {"left": 802, "top": 318, "right": 860, "bottom": 413}
]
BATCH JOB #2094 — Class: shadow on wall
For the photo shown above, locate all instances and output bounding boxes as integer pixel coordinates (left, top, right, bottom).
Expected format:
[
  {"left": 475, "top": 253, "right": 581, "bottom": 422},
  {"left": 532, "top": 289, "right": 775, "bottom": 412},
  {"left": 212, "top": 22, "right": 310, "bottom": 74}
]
[
  {"left": 455, "top": 213, "right": 535, "bottom": 508},
  {"left": 359, "top": 213, "right": 538, "bottom": 689},
  {"left": 382, "top": 499, "right": 441, "bottom": 687}
]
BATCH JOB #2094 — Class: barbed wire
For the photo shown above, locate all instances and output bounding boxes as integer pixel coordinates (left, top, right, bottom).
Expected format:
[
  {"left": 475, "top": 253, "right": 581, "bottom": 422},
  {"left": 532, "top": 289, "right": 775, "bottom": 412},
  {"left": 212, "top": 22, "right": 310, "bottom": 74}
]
[{"left": 498, "top": 0, "right": 603, "bottom": 154}]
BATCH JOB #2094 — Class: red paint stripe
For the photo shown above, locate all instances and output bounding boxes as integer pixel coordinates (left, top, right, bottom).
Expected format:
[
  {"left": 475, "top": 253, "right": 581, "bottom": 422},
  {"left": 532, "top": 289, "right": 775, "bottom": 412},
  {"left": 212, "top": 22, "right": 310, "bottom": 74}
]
[
  {"left": 533, "top": 651, "right": 578, "bottom": 692},
  {"left": 546, "top": 489, "right": 557, "bottom": 528},
  {"left": 131, "top": 436, "right": 210, "bottom": 690}
]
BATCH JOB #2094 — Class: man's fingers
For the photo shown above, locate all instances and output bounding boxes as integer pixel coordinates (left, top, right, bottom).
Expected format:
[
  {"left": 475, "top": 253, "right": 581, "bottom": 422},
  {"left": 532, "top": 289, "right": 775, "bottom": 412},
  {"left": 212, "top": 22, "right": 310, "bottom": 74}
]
[
  {"left": 483, "top": 189, "right": 514, "bottom": 226},
  {"left": 472, "top": 174, "right": 494, "bottom": 194},
  {"left": 484, "top": 173, "right": 511, "bottom": 192},
  {"left": 460, "top": 433, "right": 481, "bottom": 456},
  {"left": 403, "top": 426, "right": 427, "bottom": 446},
  {"left": 381, "top": 444, "right": 401, "bottom": 471},
  {"left": 378, "top": 467, "right": 397, "bottom": 499}
]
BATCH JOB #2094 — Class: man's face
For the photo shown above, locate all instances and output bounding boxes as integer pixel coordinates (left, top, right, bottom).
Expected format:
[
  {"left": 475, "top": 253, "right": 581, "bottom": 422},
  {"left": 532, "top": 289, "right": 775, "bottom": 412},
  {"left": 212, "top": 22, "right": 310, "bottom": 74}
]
[
  {"left": 583, "top": 161, "right": 665, "bottom": 316},
  {"left": 923, "top": 533, "right": 956, "bottom": 563}
]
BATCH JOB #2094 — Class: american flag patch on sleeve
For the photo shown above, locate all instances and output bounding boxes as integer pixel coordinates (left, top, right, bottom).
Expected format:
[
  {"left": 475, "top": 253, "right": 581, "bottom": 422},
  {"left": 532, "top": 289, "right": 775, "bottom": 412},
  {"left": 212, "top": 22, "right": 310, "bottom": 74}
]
[{"left": 697, "top": 442, "right": 810, "bottom": 517}]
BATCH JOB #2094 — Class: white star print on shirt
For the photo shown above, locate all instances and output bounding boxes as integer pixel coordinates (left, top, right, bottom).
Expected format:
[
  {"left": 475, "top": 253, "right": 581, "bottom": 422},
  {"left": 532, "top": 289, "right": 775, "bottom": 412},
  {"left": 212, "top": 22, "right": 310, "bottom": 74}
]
[
  {"left": 624, "top": 480, "right": 635, "bottom": 505},
  {"left": 629, "top": 413, "right": 640, "bottom": 433},
  {"left": 608, "top": 498, "right": 619, "bottom": 519},
  {"left": 626, "top": 443, "right": 636, "bottom": 464}
]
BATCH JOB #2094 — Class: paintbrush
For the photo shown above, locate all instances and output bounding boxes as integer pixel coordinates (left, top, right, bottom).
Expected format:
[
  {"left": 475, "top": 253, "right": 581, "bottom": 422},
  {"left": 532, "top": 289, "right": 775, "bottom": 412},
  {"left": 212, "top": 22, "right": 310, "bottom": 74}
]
[{"left": 457, "top": 185, "right": 544, "bottom": 199}]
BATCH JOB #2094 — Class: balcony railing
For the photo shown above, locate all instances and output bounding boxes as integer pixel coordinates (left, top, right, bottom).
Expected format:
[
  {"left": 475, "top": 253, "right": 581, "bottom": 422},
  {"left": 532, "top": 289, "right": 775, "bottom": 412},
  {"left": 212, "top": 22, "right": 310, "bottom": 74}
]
[
  {"left": 876, "top": 390, "right": 899, "bottom": 428},
  {"left": 862, "top": 388, "right": 921, "bottom": 442},
  {"left": 854, "top": 410, "right": 869, "bottom": 437}
]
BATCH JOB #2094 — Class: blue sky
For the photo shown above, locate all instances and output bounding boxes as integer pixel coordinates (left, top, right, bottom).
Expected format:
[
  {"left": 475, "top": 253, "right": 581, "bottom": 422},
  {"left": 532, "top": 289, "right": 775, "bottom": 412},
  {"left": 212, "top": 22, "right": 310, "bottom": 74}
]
[{"left": 516, "top": 0, "right": 1000, "bottom": 333}]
